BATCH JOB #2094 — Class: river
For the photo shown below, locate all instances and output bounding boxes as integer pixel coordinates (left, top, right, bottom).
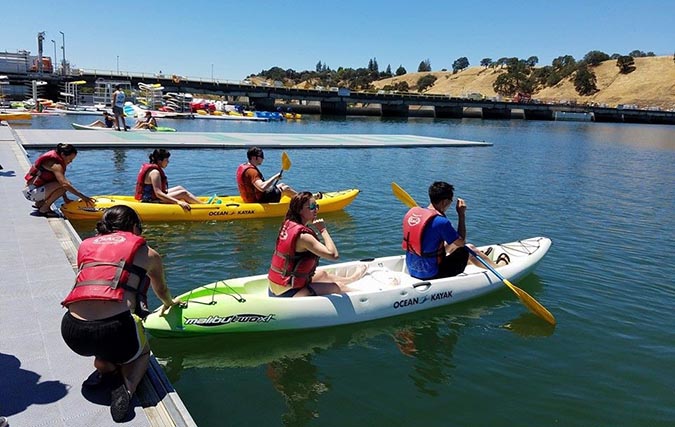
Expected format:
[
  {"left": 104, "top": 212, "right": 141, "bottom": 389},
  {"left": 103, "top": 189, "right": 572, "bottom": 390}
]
[{"left": 25, "top": 114, "right": 675, "bottom": 426}]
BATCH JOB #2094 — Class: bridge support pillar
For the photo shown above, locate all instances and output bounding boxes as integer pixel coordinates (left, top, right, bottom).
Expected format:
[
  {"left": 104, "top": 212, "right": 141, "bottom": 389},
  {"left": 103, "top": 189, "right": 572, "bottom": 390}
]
[
  {"left": 381, "top": 103, "right": 409, "bottom": 117},
  {"left": 248, "top": 97, "right": 275, "bottom": 112},
  {"left": 523, "top": 109, "right": 554, "bottom": 121},
  {"left": 481, "top": 107, "right": 511, "bottom": 119},
  {"left": 434, "top": 106, "right": 464, "bottom": 118},
  {"left": 321, "top": 101, "right": 347, "bottom": 116}
]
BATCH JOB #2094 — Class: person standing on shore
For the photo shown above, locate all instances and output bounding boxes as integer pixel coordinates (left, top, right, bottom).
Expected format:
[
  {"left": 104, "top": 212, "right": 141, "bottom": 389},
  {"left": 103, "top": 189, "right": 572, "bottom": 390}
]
[{"left": 112, "top": 85, "right": 127, "bottom": 131}]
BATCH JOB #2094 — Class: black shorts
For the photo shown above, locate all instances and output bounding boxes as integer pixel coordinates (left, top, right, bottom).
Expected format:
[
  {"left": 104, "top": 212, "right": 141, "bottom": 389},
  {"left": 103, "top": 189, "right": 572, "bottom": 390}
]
[
  {"left": 112, "top": 106, "right": 123, "bottom": 115},
  {"left": 61, "top": 310, "right": 147, "bottom": 364},
  {"left": 259, "top": 186, "right": 282, "bottom": 203},
  {"left": 434, "top": 247, "right": 470, "bottom": 279}
]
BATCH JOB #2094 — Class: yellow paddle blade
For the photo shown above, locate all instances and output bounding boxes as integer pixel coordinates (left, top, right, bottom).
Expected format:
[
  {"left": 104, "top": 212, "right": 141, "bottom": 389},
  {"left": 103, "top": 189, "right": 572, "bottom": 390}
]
[
  {"left": 391, "top": 182, "right": 418, "bottom": 208},
  {"left": 503, "top": 279, "right": 557, "bottom": 325},
  {"left": 281, "top": 151, "right": 291, "bottom": 171}
]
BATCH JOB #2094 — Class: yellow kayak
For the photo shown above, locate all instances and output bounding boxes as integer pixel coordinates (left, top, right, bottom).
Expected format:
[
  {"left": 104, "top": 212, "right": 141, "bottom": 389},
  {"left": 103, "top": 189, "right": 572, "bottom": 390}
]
[
  {"left": 0, "top": 111, "right": 32, "bottom": 121},
  {"left": 61, "top": 189, "right": 360, "bottom": 222}
]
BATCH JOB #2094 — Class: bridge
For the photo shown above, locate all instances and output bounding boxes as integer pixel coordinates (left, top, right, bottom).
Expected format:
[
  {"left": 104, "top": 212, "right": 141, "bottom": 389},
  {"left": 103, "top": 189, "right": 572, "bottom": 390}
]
[{"left": 4, "top": 69, "right": 675, "bottom": 124}]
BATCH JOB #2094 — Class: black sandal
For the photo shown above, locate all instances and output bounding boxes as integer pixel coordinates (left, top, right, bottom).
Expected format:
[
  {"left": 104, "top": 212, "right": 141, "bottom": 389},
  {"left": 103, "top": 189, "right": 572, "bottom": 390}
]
[
  {"left": 496, "top": 253, "right": 511, "bottom": 265},
  {"left": 37, "top": 209, "right": 60, "bottom": 218},
  {"left": 110, "top": 383, "right": 132, "bottom": 422}
]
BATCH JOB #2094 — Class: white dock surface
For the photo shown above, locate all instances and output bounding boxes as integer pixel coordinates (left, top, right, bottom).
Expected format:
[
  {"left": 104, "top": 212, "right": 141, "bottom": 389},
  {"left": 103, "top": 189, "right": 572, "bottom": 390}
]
[{"left": 13, "top": 129, "right": 492, "bottom": 149}]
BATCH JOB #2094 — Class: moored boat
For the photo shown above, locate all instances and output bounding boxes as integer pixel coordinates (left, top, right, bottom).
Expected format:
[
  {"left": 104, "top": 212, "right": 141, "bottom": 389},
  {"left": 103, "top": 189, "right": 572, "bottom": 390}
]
[
  {"left": 144, "top": 237, "right": 552, "bottom": 336},
  {"left": 0, "top": 111, "right": 32, "bottom": 120},
  {"left": 61, "top": 188, "right": 360, "bottom": 222}
]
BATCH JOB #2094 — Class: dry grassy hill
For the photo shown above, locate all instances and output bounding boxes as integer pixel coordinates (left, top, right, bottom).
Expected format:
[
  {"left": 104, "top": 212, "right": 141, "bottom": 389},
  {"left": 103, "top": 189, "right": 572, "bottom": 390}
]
[{"left": 372, "top": 56, "right": 675, "bottom": 109}]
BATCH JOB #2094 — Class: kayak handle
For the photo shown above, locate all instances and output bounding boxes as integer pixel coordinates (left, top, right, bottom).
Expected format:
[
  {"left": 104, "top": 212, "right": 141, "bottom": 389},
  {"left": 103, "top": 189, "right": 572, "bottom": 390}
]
[
  {"left": 412, "top": 281, "right": 431, "bottom": 289},
  {"left": 359, "top": 257, "right": 375, "bottom": 262}
]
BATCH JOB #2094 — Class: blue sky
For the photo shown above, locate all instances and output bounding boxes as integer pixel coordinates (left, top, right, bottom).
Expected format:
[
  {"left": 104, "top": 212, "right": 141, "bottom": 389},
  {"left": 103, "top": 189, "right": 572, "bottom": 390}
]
[{"left": 2, "top": 0, "right": 673, "bottom": 81}]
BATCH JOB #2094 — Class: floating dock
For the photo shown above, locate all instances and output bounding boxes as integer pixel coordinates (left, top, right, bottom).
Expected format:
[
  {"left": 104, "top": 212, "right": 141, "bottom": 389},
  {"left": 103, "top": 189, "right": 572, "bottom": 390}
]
[{"left": 12, "top": 129, "right": 492, "bottom": 149}]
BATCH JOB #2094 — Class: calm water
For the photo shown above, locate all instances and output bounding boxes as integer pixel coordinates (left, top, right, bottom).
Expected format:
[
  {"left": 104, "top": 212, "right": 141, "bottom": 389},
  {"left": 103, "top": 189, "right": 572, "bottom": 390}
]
[{"left": 26, "top": 115, "right": 675, "bottom": 426}]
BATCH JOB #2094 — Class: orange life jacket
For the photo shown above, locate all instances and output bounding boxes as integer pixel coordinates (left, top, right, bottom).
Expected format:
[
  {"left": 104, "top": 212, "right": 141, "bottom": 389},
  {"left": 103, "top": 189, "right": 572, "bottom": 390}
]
[
  {"left": 134, "top": 163, "right": 168, "bottom": 201},
  {"left": 402, "top": 207, "right": 445, "bottom": 260},
  {"left": 236, "top": 163, "right": 262, "bottom": 203},
  {"left": 268, "top": 220, "right": 320, "bottom": 289},
  {"left": 24, "top": 150, "right": 66, "bottom": 187},
  {"left": 61, "top": 231, "right": 151, "bottom": 317}
]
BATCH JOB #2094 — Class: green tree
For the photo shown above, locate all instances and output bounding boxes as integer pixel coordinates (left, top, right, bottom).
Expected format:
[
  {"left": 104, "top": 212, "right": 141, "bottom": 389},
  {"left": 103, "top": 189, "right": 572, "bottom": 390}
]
[
  {"left": 315, "top": 61, "right": 323, "bottom": 73},
  {"left": 417, "top": 59, "right": 431, "bottom": 72},
  {"left": 383, "top": 64, "right": 392, "bottom": 77},
  {"left": 395, "top": 65, "right": 407, "bottom": 76},
  {"left": 583, "top": 50, "right": 610, "bottom": 66},
  {"left": 616, "top": 55, "right": 635, "bottom": 73},
  {"left": 416, "top": 74, "right": 437, "bottom": 92},
  {"left": 480, "top": 58, "right": 492, "bottom": 68},
  {"left": 452, "top": 56, "right": 469, "bottom": 73},
  {"left": 629, "top": 50, "right": 647, "bottom": 58},
  {"left": 493, "top": 73, "right": 521, "bottom": 96},
  {"left": 573, "top": 64, "right": 598, "bottom": 95},
  {"left": 526, "top": 56, "right": 539, "bottom": 67}
]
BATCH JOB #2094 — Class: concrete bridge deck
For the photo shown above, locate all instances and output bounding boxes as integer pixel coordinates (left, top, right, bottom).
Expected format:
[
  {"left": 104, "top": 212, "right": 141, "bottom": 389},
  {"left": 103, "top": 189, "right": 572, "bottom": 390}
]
[{"left": 0, "top": 125, "right": 196, "bottom": 427}]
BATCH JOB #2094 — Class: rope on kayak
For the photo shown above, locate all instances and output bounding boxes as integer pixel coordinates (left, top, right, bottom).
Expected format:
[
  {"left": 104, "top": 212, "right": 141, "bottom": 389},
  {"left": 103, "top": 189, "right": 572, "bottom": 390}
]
[{"left": 214, "top": 280, "right": 246, "bottom": 303}]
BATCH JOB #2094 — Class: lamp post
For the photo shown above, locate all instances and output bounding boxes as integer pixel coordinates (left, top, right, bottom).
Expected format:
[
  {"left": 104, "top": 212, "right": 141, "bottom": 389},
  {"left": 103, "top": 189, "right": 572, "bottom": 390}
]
[
  {"left": 117, "top": 55, "right": 119, "bottom": 74},
  {"left": 51, "top": 40, "right": 57, "bottom": 74},
  {"left": 59, "top": 31, "right": 66, "bottom": 75},
  {"left": 211, "top": 64, "right": 214, "bottom": 81}
]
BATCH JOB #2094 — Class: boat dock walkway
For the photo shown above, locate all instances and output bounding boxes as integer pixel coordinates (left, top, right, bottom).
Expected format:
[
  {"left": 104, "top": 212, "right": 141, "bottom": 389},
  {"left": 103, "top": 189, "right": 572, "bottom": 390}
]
[
  {"left": 13, "top": 129, "right": 492, "bottom": 149},
  {"left": 0, "top": 125, "right": 196, "bottom": 426}
]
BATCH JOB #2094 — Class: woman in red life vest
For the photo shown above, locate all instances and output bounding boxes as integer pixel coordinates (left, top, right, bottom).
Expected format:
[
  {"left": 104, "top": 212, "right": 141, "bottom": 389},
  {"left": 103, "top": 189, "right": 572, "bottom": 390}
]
[
  {"left": 23, "top": 143, "right": 94, "bottom": 217},
  {"left": 268, "top": 192, "right": 366, "bottom": 297},
  {"left": 134, "top": 149, "right": 200, "bottom": 211},
  {"left": 60, "top": 205, "right": 180, "bottom": 422}
]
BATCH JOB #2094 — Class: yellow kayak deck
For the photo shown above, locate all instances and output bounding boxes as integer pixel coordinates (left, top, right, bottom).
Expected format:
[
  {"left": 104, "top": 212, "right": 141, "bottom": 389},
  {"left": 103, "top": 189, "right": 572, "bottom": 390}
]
[{"left": 61, "top": 188, "right": 360, "bottom": 222}]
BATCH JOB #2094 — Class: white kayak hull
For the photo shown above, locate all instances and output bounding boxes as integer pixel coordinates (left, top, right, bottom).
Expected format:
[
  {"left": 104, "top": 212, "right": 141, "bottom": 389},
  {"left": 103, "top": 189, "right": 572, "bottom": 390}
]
[{"left": 144, "top": 237, "right": 552, "bottom": 336}]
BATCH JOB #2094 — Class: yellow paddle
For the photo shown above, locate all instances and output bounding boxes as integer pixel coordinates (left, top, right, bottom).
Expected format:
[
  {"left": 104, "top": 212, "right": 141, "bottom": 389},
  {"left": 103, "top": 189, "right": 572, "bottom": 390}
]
[
  {"left": 279, "top": 151, "right": 291, "bottom": 177},
  {"left": 391, "top": 182, "right": 556, "bottom": 325}
]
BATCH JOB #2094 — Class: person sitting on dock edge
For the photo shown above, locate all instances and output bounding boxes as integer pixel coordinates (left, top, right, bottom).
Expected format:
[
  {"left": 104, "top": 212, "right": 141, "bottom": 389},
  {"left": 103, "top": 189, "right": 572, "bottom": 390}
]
[
  {"left": 133, "top": 111, "right": 158, "bottom": 130},
  {"left": 236, "top": 146, "right": 297, "bottom": 203},
  {"left": 134, "top": 149, "right": 201, "bottom": 211}
]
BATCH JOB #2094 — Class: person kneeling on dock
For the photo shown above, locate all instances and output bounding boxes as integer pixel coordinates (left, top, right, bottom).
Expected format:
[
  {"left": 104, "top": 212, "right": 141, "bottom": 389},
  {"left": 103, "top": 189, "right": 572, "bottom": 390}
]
[
  {"left": 268, "top": 192, "right": 366, "bottom": 297},
  {"left": 135, "top": 148, "right": 201, "bottom": 211},
  {"left": 236, "top": 146, "right": 297, "bottom": 203},
  {"left": 22, "top": 143, "right": 94, "bottom": 217},
  {"left": 60, "top": 205, "right": 181, "bottom": 422}
]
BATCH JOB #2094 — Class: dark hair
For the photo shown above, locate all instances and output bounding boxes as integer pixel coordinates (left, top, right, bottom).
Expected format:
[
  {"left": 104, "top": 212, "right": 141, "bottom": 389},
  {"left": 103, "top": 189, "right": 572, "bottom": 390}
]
[
  {"left": 149, "top": 148, "right": 170, "bottom": 164},
  {"left": 56, "top": 143, "right": 77, "bottom": 156},
  {"left": 247, "top": 146, "right": 264, "bottom": 160},
  {"left": 95, "top": 205, "right": 142, "bottom": 235},
  {"left": 428, "top": 181, "right": 454, "bottom": 204},
  {"left": 284, "top": 191, "right": 314, "bottom": 224}
]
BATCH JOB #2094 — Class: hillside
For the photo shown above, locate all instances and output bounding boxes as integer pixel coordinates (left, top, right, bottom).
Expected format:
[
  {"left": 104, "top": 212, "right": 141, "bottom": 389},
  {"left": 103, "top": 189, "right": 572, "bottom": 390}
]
[{"left": 372, "top": 56, "right": 675, "bottom": 109}]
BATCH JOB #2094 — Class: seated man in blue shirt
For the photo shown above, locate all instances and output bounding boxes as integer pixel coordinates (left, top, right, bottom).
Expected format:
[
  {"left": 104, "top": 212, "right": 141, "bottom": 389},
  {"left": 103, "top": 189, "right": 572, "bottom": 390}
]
[{"left": 402, "top": 181, "right": 504, "bottom": 279}]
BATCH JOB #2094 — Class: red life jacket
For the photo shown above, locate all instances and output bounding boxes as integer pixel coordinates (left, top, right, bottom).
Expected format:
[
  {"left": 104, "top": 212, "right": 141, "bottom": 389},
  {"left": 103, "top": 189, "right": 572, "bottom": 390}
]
[
  {"left": 61, "top": 231, "right": 151, "bottom": 317},
  {"left": 236, "top": 163, "right": 262, "bottom": 203},
  {"left": 402, "top": 207, "right": 445, "bottom": 260},
  {"left": 24, "top": 150, "right": 66, "bottom": 187},
  {"left": 134, "top": 163, "right": 168, "bottom": 200},
  {"left": 268, "top": 220, "right": 320, "bottom": 289}
]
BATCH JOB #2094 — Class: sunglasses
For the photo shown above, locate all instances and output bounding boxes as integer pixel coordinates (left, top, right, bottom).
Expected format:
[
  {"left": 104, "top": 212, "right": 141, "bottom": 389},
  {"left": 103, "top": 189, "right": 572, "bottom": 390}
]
[{"left": 307, "top": 203, "right": 319, "bottom": 211}]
